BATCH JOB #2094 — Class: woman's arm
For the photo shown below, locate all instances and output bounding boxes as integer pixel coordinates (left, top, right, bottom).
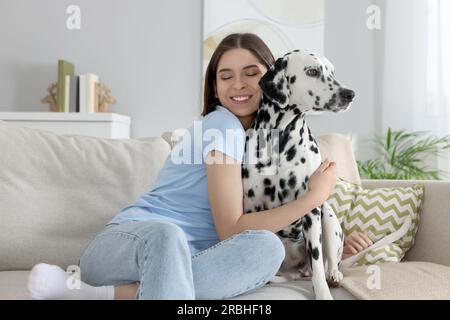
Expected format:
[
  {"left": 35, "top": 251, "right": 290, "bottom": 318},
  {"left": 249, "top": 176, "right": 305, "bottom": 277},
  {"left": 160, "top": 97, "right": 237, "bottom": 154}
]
[
  {"left": 205, "top": 150, "right": 337, "bottom": 241},
  {"left": 342, "top": 230, "right": 373, "bottom": 259}
]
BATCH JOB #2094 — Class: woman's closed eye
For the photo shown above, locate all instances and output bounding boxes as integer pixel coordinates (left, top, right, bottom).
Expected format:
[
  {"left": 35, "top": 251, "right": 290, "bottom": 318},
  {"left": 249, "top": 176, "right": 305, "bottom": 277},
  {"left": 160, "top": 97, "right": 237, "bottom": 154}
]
[{"left": 220, "top": 73, "right": 258, "bottom": 80}]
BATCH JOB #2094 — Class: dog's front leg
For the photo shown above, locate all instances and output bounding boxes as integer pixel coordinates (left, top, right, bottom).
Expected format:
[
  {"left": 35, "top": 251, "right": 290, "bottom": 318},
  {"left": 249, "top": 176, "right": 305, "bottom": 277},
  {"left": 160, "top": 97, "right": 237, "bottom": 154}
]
[
  {"left": 322, "top": 202, "right": 344, "bottom": 286},
  {"left": 303, "top": 211, "right": 333, "bottom": 300}
]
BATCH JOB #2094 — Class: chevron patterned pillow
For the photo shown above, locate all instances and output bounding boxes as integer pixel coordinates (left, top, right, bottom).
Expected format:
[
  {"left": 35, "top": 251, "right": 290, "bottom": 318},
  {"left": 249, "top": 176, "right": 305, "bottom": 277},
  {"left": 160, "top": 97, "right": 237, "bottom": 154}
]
[{"left": 327, "top": 179, "right": 424, "bottom": 266}]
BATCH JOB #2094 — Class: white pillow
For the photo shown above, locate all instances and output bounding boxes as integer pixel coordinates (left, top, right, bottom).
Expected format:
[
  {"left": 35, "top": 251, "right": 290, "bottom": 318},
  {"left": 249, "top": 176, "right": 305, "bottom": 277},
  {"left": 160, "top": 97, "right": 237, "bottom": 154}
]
[{"left": 0, "top": 120, "right": 170, "bottom": 270}]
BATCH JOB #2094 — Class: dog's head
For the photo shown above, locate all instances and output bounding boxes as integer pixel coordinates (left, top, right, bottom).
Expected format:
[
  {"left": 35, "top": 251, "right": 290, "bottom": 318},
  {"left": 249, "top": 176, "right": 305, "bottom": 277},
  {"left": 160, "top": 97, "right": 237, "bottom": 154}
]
[{"left": 259, "top": 50, "right": 355, "bottom": 113}]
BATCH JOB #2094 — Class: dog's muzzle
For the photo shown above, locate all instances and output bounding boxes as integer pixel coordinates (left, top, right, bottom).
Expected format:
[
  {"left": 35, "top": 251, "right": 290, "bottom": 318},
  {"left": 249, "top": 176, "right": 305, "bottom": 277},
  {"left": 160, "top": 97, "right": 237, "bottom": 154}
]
[{"left": 339, "top": 88, "right": 355, "bottom": 103}]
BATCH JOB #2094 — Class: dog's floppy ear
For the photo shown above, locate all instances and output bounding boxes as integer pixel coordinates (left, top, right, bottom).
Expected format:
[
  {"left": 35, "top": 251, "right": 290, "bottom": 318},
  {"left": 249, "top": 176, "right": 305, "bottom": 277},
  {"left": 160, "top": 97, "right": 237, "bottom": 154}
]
[{"left": 259, "top": 56, "right": 290, "bottom": 108}]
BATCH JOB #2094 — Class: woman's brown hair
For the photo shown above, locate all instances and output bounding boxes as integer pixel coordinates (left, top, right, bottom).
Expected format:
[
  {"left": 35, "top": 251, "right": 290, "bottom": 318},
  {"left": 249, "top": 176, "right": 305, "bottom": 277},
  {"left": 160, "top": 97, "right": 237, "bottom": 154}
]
[{"left": 201, "top": 33, "right": 275, "bottom": 116}]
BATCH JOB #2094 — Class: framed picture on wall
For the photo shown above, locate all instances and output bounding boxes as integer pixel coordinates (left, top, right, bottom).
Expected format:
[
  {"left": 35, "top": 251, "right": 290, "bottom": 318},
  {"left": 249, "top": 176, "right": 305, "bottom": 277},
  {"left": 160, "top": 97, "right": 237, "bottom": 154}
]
[{"left": 202, "top": 0, "right": 325, "bottom": 76}]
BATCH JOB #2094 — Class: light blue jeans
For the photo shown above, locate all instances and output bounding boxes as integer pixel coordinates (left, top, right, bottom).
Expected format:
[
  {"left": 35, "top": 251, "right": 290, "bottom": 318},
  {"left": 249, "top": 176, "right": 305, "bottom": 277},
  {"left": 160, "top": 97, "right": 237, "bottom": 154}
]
[{"left": 78, "top": 220, "right": 285, "bottom": 299}]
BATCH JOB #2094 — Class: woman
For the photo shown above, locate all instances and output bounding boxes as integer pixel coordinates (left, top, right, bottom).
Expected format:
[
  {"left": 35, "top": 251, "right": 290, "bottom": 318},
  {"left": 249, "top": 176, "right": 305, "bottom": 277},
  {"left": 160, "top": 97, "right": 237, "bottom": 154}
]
[{"left": 27, "top": 33, "right": 351, "bottom": 300}]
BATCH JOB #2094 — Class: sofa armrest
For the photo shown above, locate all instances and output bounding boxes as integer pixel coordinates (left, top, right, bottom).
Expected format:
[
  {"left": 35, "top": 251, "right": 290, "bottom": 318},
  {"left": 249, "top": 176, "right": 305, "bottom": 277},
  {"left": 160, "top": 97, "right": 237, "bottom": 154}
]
[{"left": 361, "top": 179, "right": 450, "bottom": 267}]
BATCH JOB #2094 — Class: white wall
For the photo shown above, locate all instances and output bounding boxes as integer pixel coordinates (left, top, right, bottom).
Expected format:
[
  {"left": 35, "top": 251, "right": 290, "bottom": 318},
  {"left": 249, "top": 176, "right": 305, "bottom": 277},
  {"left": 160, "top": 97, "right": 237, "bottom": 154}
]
[
  {"left": 0, "top": 0, "right": 203, "bottom": 138},
  {"left": 308, "top": 0, "right": 377, "bottom": 161},
  {"left": 1, "top": 0, "right": 381, "bottom": 162}
]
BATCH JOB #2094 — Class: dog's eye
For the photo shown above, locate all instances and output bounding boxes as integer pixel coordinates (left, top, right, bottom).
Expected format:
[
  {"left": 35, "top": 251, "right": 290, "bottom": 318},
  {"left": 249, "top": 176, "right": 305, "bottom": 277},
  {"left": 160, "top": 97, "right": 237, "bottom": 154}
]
[{"left": 306, "top": 69, "right": 320, "bottom": 77}]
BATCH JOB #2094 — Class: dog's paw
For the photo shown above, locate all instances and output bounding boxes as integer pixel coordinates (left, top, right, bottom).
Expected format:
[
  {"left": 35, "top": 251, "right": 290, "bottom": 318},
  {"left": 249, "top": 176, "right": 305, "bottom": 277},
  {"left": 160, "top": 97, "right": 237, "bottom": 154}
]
[{"left": 326, "top": 269, "right": 343, "bottom": 288}]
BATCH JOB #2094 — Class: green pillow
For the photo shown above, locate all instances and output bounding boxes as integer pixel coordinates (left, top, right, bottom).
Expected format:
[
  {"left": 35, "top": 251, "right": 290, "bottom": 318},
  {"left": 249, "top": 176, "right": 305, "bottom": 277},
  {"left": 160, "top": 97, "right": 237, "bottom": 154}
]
[{"left": 327, "top": 179, "right": 424, "bottom": 267}]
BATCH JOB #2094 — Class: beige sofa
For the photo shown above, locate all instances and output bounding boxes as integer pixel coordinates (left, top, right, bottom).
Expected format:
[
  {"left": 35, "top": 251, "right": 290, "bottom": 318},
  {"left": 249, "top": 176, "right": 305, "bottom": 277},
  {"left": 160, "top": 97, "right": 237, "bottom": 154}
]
[{"left": 1, "top": 120, "right": 449, "bottom": 300}]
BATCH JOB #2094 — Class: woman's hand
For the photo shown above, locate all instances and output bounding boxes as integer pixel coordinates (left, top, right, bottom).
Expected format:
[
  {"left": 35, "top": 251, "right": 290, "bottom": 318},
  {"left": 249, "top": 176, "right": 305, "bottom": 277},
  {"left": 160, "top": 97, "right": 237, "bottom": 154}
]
[
  {"left": 308, "top": 158, "right": 337, "bottom": 207},
  {"left": 342, "top": 230, "right": 373, "bottom": 260}
]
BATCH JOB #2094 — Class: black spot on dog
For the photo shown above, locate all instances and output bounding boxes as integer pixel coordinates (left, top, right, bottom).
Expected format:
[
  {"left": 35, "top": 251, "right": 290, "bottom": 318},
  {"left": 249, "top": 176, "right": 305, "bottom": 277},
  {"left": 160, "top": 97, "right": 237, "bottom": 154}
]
[
  {"left": 310, "top": 145, "right": 319, "bottom": 153},
  {"left": 248, "top": 189, "right": 255, "bottom": 198},
  {"left": 277, "top": 230, "right": 288, "bottom": 237},
  {"left": 311, "top": 208, "right": 320, "bottom": 216},
  {"left": 311, "top": 247, "right": 320, "bottom": 260},
  {"left": 290, "top": 75, "right": 296, "bottom": 84},
  {"left": 275, "top": 112, "right": 284, "bottom": 128},
  {"left": 277, "top": 78, "right": 285, "bottom": 90},
  {"left": 308, "top": 90, "right": 314, "bottom": 96},
  {"left": 294, "top": 190, "right": 299, "bottom": 199},
  {"left": 255, "top": 162, "right": 265, "bottom": 171},
  {"left": 278, "top": 192, "right": 284, "bottom": 202},
  {"left": 242, "top": 167, "right": 249, "bottom": 178},
  {"left": 288, "top": 175, "right": 297, "bottom": 189},
  {"left": 299, "top": 126, "right": 304, "bottom": 136},
  {"left": 279, "top": 178, "right": 286, "bottom": 189},
  {"left": 286, "top": 145, "right": 296, "bottom": 161},
  {"left": 263, "top": 178, "right": 271, "bottom": 186},
  {"left": 264, "top": 186, "right": 276, "bottom": 202},
  {"left": 302, "top": 182, "right": 307, "bottom": 190},
  {"left": 290, "top": 228, "right": 301, "bottom": 239},
  {"left": 301, "top": 157, "right": 306, "bottom": 163},
  {"left": 303, "top": 215, "right": 312, "bottom": 231},
  {"left": 315, "top": 96, "right": 320, "bottom": 101}
]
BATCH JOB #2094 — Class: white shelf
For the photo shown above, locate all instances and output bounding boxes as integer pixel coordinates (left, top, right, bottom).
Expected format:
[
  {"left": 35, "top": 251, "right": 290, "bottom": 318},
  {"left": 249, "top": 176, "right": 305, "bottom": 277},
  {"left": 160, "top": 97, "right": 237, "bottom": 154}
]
[
  {"left": 0, "top": 112, "right": 130, "bottom": 124},
  {"left": 0, "top": 112, "right": 131, "bottom": 139}
]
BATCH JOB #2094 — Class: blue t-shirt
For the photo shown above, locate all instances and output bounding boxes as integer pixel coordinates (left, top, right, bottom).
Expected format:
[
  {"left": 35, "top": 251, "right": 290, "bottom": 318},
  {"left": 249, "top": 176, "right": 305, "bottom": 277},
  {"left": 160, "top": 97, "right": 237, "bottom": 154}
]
[{"left": 108, "top": 106, "right": 246, "bottom": 255}]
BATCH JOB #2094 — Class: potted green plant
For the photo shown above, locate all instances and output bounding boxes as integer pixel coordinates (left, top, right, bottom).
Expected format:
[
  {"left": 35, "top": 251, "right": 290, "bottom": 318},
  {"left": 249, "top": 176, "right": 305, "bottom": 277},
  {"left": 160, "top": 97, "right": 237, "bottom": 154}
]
[{"left": 357, "top": 128, "right": 450, "bottom": 180}]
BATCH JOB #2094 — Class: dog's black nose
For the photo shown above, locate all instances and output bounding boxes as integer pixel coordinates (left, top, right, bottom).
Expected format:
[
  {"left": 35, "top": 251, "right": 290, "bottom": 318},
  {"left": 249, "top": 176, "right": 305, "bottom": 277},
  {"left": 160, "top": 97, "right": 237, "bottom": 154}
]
[{"left": 339, "top": 88, "right": 355, "bottom": 102}]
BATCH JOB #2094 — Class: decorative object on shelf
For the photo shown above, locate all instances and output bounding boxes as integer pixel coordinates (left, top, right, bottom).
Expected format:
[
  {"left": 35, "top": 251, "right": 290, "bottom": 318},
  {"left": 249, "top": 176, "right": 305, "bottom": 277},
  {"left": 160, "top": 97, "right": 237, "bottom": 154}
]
[
  {"left": 40, "top": 59, "right": 117, "bottom": 113},
  {"left": 41, "top": 82, "right": 59, "bottom": 112},
  {"left": 40, "top": 80, "right": 116, "bottom": 113},
  {"left": 95, "top": 83, "right": 117, "bottom": 113}
]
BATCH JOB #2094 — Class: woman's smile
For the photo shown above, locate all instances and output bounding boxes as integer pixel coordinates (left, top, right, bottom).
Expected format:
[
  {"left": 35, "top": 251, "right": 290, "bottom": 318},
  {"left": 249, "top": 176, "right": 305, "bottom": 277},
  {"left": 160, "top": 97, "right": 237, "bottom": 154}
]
[{"left": 230, "top": 94, "right": 253, "bottom": 104}]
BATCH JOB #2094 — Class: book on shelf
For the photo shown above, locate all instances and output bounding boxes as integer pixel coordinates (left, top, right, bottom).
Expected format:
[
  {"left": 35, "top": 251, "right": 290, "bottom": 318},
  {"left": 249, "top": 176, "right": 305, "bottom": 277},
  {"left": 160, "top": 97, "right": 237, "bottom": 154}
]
[
  {"left": 79, "top": 73, "right": 99, "bottom": 113},
  {"left": 57, "top": 60, "right": 75, "bottom": 112}
]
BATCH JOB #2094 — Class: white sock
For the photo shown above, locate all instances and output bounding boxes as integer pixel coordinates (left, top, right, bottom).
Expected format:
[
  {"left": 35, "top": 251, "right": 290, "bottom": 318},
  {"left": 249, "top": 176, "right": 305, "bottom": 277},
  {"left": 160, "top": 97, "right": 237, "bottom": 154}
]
[{"left": 27, "top": 263, "right": 115, "bottom": 300}]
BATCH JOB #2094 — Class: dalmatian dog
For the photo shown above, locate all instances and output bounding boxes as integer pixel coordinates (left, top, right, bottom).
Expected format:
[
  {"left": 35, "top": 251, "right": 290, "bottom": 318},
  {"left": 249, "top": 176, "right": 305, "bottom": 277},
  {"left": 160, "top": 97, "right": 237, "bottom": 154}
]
[{"left": 242, "top": 50, "right": 355, "bottom": 300}]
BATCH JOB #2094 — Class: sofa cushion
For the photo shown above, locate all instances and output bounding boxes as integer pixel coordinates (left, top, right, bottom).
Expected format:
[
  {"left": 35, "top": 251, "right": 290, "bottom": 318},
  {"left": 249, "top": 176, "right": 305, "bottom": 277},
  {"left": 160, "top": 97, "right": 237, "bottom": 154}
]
[
  {"left": 0, "top": 120, "right": 171, "bottom": 271},
  {"left": 0, "top": 270, "right": 355, "bottom": 300},
  {"left": 328, "top": 179, "right": 424, "bottom": 266},
  {"left": 340, "top": 261, "right": 450, "bottom": 299}
]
